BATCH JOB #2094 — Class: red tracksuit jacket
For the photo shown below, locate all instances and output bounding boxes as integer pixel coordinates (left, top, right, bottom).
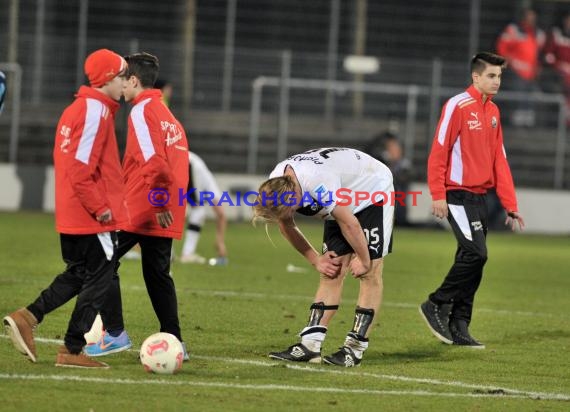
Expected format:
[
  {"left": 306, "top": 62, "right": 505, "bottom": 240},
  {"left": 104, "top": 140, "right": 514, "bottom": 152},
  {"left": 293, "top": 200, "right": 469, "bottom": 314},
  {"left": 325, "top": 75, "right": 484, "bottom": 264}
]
[
  {"left": 53, "top": 86, "right": 126, "bottom": 234},
  {"left": 122, "top": 89, "right": 189, "bottom": 239},
  {"left": 427, "top": 85, "right": 518, "bottom": 212}
]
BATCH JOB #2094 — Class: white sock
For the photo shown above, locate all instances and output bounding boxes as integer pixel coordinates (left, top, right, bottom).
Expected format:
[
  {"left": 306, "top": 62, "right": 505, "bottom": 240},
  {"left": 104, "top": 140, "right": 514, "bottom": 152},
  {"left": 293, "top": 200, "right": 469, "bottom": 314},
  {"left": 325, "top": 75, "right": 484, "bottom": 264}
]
[
  {"left": 183, "top": 206, "right": 206, "bottom": 256},
  {"left": 300, "top": 326, "right": 327, "bottom": 353},
  {"left": 182, "top": 230, "right": 200, "bottom": 256},
  {"left": 344, "top": 334, "right": 368, "bottom": 359}
]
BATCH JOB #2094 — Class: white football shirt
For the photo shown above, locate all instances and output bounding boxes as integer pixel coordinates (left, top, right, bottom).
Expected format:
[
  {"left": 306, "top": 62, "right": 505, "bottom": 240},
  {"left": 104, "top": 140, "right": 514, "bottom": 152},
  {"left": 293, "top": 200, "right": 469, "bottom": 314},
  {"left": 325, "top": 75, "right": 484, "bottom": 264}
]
[
  {"left": 269, "top": 148, "right": 393, "bottom": 219},
  {"left": 189, "top": 151, "right": 222, "bottom": 199}
]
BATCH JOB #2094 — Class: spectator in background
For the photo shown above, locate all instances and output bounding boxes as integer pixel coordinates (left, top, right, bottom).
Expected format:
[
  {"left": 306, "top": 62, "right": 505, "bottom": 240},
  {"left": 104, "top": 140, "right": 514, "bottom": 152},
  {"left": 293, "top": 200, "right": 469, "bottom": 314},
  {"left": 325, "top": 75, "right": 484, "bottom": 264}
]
[
  {"left": 496, "top": 8, "right": 545, "bottom": 127},
  {"left": 0, "top": 71, "right": 6, "bottom": 114},
  {"left": 364, "top": 131, "right": 412, "bottom": 226},
  {"left": 180, "top": 151, "right": 228, "bottom": 265},
  {"left": 544, "top": 12, "right": 570, "bottom": 123}
]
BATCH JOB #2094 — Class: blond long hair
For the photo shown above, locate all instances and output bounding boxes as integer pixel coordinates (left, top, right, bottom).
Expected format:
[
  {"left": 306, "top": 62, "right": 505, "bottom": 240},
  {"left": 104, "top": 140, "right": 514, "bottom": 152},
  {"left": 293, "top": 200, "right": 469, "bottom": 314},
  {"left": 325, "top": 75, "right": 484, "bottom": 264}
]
[{"left": 252, "top": 175, "right": 296, "bottom": 225}]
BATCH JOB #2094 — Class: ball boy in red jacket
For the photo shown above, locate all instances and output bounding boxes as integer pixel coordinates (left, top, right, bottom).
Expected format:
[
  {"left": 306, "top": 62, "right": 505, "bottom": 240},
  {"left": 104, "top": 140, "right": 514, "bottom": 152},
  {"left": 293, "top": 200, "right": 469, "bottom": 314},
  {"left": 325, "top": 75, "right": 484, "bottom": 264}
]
[
  {"left": 4, "top": 49, "right": 128, "bottom": 368},
  {"left": 85, "top": 52, "right": 190, "bottom": 358}
]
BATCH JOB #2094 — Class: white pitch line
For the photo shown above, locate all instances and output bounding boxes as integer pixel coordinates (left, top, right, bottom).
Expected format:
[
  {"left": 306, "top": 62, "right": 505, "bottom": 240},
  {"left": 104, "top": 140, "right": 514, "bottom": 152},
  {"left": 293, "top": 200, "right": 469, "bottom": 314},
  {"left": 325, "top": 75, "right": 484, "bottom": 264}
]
[
  {"left": 2, "top": 335, "right": 569, "bottom": 401},
  {"left": 134, "top": 286, "right": 559, "bottom": 318},
  {"left": 192, "top": 355, "right": 570, "bottom": 401},
  {"left": 0, "top": 280, "right": 558, "bottom": 318},
  {"left": 0, "top": 373, "right": 541, "bottom": 400}
]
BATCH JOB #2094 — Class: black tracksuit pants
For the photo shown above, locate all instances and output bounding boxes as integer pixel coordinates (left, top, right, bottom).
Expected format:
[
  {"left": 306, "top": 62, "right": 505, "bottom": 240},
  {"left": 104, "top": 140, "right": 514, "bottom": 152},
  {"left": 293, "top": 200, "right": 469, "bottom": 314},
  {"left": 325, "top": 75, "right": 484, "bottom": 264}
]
[
  {"left": 429, "top": 190, "right": 489, "bottom": 324},
  {"left": 100, "top": 231, "right": 182, "bottom": 341},
  {"left": 27, "top": 232, "right": 117, "bottom": 354}
]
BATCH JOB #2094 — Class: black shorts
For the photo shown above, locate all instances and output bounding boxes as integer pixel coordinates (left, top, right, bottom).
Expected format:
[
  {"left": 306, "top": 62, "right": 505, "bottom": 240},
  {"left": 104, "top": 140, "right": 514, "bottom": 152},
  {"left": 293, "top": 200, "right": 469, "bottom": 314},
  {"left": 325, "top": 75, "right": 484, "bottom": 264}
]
[{"left": 322, "top": 204, "right": 394, "bottom": 260}]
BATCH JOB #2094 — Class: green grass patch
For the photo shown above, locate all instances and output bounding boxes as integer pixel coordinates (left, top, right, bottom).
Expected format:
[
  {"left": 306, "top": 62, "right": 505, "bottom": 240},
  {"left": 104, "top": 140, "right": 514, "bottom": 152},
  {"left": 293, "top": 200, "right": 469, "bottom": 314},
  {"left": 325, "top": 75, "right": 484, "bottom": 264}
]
[{"left": 0, "top": 212, "right": 569, "bottom": 411}]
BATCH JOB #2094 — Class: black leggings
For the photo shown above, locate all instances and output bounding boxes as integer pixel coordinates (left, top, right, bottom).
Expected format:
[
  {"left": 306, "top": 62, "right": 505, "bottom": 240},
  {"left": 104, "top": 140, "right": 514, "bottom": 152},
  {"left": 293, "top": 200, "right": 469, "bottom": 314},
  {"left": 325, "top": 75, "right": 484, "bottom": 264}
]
[
  {"left": 100, "top": 231, "right": 182, "bottom": 341},
  {"left": 429, "top": 190, "right": 488, "bottom": 324},
  {"left": 27, "top": 232, "right": 117, "bottom": 353}
]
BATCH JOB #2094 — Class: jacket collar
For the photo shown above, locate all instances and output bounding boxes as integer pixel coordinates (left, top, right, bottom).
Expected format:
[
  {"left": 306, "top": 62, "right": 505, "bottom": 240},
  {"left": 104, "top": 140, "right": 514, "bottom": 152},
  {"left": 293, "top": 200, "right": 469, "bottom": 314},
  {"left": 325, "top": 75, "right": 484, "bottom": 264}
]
[
  {"left": 132, "top": 88, "right": 162, "bottom": 105},
  {"left": 76, "top": 86, "right": 120, "bottom": 114},
  {"left": 467, "top": 84, "right": 493, "bottom": 105}
]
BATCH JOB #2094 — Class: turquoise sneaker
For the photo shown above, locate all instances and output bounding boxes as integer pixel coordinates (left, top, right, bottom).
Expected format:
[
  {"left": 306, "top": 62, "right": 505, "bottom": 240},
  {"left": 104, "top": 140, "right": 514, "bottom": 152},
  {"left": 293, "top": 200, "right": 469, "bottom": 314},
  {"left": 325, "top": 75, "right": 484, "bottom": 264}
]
[{"left": 84, "top": 330, "right": 132, "bottom": 357}]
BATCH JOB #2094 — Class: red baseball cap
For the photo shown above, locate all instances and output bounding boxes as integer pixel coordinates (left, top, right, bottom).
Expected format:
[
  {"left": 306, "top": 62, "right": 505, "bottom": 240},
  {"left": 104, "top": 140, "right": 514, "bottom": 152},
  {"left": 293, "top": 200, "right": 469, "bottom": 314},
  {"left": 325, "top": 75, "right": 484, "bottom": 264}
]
[{"left": 84, "top": 49, "right": 127, "bottom": 88}]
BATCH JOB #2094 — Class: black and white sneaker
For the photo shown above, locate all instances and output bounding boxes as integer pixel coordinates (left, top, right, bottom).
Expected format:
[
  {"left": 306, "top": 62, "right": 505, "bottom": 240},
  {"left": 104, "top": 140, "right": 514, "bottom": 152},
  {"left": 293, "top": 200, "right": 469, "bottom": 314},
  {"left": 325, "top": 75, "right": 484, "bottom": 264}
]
[
  {"left": 449, "top": 320, "right": 485, "bottom": 349},
  {"left": 268, "top": 343, "right": 321, "bottom": 363},
  {"left": 323, "top": 346, "right": 361, "bottom": 367},
  {"left": 419, "top": 300, "right": 453, "bottom": 344}
]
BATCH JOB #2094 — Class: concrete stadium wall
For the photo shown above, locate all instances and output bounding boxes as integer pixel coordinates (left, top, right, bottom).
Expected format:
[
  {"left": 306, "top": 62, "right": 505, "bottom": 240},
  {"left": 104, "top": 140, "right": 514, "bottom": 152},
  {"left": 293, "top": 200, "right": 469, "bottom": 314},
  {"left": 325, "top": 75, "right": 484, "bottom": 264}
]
[{"left": 0, "top": 164, "right": 568, "bottom": 235}]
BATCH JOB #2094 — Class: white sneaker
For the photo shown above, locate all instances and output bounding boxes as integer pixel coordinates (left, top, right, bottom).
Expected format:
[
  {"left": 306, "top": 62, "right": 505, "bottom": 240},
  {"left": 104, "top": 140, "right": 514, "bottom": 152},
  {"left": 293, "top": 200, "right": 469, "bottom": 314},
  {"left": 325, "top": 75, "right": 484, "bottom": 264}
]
[{"left": 179, "top": 253, "right": 206, "bottom": 264}]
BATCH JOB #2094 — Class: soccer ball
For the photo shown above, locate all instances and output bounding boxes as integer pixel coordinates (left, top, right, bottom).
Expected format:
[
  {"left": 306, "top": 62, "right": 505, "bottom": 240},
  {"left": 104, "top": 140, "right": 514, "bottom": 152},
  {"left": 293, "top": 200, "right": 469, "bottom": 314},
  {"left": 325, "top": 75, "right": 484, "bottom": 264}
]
[{"left": 139, "top": 332, "right": 184, "bottom": 374}]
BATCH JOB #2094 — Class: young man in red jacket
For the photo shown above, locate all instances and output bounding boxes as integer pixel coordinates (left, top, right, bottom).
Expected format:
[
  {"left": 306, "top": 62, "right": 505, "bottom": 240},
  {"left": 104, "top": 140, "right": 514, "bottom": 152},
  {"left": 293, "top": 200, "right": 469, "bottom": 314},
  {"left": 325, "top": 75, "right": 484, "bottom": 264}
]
[
  {"left": 3, "top": 49, "right": 127, "bottom": 368},
  {"left": 419, "top": 52, "right": 525, "bottom": 349},
  {"left": 85, "top": 52, "right": 190, "bottom": 357}
]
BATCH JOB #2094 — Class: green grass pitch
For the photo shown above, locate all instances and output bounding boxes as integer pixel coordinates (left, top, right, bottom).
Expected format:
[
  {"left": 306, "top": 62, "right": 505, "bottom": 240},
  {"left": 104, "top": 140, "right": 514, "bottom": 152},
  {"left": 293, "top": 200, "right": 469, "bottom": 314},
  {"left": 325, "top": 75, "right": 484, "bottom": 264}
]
[{"left": 0, "top": 211, "right": 569, "bottom": 411}]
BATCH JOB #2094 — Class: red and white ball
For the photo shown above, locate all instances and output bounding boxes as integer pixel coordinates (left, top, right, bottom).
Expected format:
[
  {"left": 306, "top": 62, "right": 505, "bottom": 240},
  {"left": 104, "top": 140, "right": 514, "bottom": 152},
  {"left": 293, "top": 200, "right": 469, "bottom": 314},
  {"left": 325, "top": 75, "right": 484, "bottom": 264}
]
[{"left": 139, "top": 332, "right": 184, "bottom": 374}]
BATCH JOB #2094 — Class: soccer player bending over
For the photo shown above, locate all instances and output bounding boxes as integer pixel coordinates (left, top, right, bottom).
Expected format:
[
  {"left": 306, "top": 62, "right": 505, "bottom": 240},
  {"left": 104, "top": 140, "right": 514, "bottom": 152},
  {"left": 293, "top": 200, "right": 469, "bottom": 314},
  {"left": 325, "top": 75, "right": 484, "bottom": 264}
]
[{"left": 253, "top": 148, "right": 394, "bottom": 367}]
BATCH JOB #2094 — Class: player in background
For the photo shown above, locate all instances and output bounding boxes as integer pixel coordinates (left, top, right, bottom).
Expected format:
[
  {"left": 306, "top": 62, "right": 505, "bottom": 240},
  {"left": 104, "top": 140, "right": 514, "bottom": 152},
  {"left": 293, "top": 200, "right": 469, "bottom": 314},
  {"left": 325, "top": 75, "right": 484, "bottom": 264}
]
[
  {"left": 420, "top": 52, "right": 525, "bottom": 349},
  {"left": 84, "top": 52, "right": 190, "bottom": 358},
  {"left": 253, "top": 148, "right": 394, "bottom": 367},
  {"left": 4, "top": 49, "right": 127, "bottom": 368},
  {"left": 180, "top": 151, "right": 228, "bottom": 265}
]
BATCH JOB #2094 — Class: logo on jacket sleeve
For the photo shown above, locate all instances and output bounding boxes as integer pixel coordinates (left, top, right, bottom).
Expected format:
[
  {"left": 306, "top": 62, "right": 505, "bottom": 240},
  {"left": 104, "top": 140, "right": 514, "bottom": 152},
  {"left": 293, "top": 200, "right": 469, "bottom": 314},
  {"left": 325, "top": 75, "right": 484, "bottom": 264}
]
[
  {"left": 468, "top": 112, "right": 482, "bottom": 130},
  {"left": 161, "top": 121, "right": 183, "bottom": 146},
  {"left": 491, "top": 116, "right": 497, "bottom": 128},
  {"left": 59, "top": 125, "right": 71, "bottom": 153}
]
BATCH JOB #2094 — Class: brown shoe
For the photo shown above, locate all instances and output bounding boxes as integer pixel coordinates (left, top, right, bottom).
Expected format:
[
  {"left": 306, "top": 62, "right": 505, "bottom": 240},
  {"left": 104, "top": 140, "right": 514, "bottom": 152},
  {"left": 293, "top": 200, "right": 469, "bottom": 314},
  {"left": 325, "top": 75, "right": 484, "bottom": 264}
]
[
  {"left": 55, "top": 346, "right": 109, "bottom": 369},
  {"left": 3, "top": 308, "right": 38, "bottom": 362}
]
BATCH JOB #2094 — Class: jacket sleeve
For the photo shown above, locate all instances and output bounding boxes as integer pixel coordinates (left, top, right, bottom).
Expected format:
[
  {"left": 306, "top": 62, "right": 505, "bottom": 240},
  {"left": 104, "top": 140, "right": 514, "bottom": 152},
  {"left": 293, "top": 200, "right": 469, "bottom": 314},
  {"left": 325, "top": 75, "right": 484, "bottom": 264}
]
[
  {"left": 427, "top": 100, "right": 461, "bottom": 201},
  {"left": 130, "top": 105, "right": 175, "bottom": 208},
  {"left": 493, "top": 123, "right": 518, "bottom": 212},
  {"left": 64, "top": 101, "right": 110, "bottom": 217}
]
